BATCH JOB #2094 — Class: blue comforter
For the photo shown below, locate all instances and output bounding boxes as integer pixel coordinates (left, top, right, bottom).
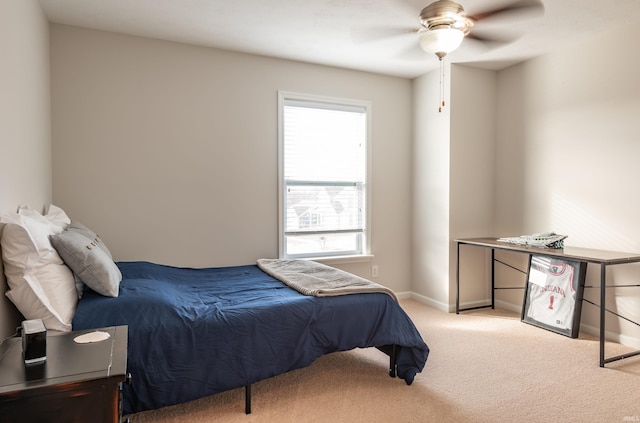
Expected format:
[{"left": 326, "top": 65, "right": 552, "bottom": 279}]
[{"left": 72, "top": 261, "right": 429, "bottom": 414}]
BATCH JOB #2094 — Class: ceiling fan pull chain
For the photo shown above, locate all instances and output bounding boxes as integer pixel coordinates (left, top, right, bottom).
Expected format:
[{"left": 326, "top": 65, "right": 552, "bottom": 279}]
[{"left": 438, "top": 57, "right": 444, "bottom": 113}]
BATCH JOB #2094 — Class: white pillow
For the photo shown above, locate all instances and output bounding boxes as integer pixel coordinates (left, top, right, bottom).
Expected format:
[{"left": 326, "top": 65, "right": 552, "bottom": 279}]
[{"left": 0, "top": 205, "right": 77, "bottom": 332}]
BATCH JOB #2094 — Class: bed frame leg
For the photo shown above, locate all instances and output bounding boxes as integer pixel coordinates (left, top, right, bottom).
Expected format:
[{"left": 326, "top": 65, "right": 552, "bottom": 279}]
[
  {"left": 245, "top": 385, "right": 252, "bottom": 414},
  {"left": 389, "top": 344, "right": 397, "bottom": 378}
]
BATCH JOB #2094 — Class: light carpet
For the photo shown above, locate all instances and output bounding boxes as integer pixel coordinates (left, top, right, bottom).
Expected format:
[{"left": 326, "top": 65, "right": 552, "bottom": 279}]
[{"left": 127, "top": 300, "right": 640, "bottom": 423}]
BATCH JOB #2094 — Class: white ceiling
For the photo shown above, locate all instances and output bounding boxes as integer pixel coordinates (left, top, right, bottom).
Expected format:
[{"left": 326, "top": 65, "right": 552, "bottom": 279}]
[{"left": 38, "top": 0, "right": 640, "bottom": 79}]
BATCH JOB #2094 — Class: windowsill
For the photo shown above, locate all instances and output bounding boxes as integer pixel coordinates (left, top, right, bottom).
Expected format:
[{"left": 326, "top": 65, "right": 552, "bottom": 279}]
[{"left": 308, "top": 254, "right": 373, "bottom": 265}]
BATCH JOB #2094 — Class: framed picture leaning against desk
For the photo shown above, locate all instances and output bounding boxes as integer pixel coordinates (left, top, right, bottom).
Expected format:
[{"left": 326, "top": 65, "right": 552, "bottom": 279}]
[{"left": 521, "top": 255, "right": 587, "bottom": 338}]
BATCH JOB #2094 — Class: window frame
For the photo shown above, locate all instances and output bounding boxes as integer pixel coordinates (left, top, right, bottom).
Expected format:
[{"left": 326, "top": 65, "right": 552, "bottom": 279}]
[{"left": 277, "top": 91, "right": 372, "bottom": 260}]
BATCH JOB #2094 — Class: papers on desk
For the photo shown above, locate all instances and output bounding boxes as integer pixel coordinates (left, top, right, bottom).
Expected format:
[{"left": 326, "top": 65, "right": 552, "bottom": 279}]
[{"left": 497, "top": 232, "right": 567, "bottom": 249}]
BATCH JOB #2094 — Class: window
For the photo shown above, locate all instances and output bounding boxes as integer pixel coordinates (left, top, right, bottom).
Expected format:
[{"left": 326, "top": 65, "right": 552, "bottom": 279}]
[{"left": 278, "top": 92, "right": 371, "bottom": 259}]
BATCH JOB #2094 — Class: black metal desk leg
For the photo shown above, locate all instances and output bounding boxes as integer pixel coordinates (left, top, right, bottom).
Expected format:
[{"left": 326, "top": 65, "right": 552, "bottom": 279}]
[
  {"left": 491, "top": 248, "right": 495, "bottom": 309},
  {"left": 456, "top": 242, "right": 461, "bottom": 314},
  {"left": 599, "top": 264, "right": 606, "bottom": 367}
]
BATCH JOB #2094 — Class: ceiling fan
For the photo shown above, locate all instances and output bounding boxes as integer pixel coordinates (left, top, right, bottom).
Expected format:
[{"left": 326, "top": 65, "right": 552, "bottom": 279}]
[
  {"left": 416, "top": 0, "right": 545, "bottom": 60},
  {"left": 353, "top": 1, "right": 544, "bottom": 111},
  {"left": 402, "top": 0, "right": 544, "bottom": 111}
]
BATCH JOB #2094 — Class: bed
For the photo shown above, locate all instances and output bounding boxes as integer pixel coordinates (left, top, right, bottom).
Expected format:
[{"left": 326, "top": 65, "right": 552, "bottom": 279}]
[
  {"left": 0, "top": 205, "right": 429, "bottom": 416},
  {"left": 72, "top": 261, "right": 429, "bottom": 415}
]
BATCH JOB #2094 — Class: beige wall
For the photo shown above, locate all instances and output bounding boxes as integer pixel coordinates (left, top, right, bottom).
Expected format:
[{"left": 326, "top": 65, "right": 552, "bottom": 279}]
[
  {"left": 0, "top": 0, "right": 52, "bottom": 337},
  {"left": 49, "top": 25, "right": 413, "bottom": 293},
  {"left": 449, "top": 65, "right": 497, "bottom": 309},
  {"left": 411, "top": 66, "right": 451, "bottom": 309},
  {"left": 495, "top": 22, "right": 640, "bottom": 345},
  {"left": 411, "top": 63, "right": 496, "bottom": 311}
]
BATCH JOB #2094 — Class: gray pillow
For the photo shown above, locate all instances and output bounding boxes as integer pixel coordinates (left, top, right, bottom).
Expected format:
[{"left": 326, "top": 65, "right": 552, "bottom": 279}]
[
  {"left": 50, "top": 229, "right": 122, "bottom": 297},
  {"left": 65, "top": 221, "right": 115, "bottom": 298},
  {"left": 68, "top": 220, "right": 113, "bottom": 258}
]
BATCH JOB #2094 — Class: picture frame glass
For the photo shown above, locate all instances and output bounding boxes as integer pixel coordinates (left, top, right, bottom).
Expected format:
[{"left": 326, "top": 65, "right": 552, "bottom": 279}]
[{"left": 521, "top": 255, "right": 586, "bottom": 338}]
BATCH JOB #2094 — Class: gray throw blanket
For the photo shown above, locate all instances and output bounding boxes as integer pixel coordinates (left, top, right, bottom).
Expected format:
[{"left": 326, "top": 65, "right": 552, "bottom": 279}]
[{"left": 257, "top": 259, "right": 397, "bottom": 302}]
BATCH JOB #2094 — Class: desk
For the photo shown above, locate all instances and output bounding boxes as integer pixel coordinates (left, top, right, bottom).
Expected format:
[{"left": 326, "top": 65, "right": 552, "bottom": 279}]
[{"left": 455, "top": 238, "right": 640, "bottom": 367}]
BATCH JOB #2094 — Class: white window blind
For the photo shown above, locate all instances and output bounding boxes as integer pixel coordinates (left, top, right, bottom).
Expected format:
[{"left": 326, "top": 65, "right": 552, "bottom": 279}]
[{"left": 279, "top": 93, "right": 370, "bottom": 258}]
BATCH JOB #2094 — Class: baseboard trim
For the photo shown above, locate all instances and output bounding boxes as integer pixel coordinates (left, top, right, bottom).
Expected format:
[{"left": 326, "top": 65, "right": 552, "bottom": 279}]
[
  {"left": 399, "top": 291, "right": 450, "bottom": 313},
  {"left": 398, "top": 292, "right": 640, "bottom": 349},
  {"left": 579, "top": 322, "right": 640, "bottom": 350}
]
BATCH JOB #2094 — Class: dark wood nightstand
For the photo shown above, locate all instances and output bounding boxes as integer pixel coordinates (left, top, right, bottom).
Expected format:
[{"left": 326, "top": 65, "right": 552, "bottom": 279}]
[{"left": 0, "top": 325, "right": 128, "bottom": 423}]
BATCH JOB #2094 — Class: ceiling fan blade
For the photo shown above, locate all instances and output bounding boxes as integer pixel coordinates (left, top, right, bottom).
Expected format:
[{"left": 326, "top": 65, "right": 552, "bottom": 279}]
[
  {"left": 467, "top": 0, "right": 544, "bottom": 23},
  {"left": 463, "top": 33, "right": 520, "bottom": 51},
  {"left": 465, "top": 31, "right": 519, "bottom": 49},
  {"left": 395, "top": 41, "right": 433, "bottom": 61},
  {"left": 351, "top": 26, "right": 419, "bottom": 44}
]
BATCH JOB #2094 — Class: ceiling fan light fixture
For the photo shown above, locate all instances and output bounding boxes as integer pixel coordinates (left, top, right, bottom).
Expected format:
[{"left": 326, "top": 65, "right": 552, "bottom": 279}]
[{"left": 418, "top": 27, "right": 464, "bottom": 59}]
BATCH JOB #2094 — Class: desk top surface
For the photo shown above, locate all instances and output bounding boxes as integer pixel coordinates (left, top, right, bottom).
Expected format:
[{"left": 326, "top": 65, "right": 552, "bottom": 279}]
[{"left": 455, "top": 238, "right": 640, "bottom": 265}]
